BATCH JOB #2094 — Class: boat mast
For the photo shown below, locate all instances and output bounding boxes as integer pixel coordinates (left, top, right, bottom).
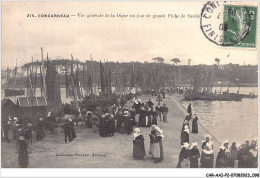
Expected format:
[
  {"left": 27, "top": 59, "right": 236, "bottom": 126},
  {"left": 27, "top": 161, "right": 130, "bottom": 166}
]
[
  {"left": 90, "top": 54, "right": 96, "bottom": 103},
  {"left": 70, "top": 54, "right": 77, "bottom": 103},
  {"left": 83, "top": 64, "right": 86, "bottom": 97},
  {"left": 13, "top": 58, "right": 17, "bottom": 90},
  {"left": 30, "top": 57, "right": 34, "bottom": 97},
  {"left": 209, "top": 65, "right": 215, "bottom": 93},
  {"left": 41, "top": 47, "right": 46, "bottom": 97},
  {"left": 35, "top": 64, "right": 37, "bottom": 96}
]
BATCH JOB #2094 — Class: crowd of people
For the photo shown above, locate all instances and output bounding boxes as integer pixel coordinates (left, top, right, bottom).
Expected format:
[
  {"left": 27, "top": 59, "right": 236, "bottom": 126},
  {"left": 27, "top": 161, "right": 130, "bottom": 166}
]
[
  {"left": 177, "top": 136, "right": 258, "bottom": 168},
  {"left": 2, "top": 116, "right": 33, "bottom": 168},
  {"left": 1, "top": 92, "right": 258, "bottom": 169},
  {"left": 176, "top": 104, "right": 258, "bottom": 168}
]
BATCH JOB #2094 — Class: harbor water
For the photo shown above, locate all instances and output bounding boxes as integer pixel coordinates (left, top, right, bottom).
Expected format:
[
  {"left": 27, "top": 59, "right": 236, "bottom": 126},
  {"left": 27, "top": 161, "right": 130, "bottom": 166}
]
[{"left": 180, "top": 87, "right": 258, "bottom": 145}]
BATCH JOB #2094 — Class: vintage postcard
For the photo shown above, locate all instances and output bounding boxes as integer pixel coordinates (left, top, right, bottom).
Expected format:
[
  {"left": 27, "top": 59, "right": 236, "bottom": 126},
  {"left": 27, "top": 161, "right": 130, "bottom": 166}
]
[{"left": 1, "top": 1, "right": 259, "bottom": 176}]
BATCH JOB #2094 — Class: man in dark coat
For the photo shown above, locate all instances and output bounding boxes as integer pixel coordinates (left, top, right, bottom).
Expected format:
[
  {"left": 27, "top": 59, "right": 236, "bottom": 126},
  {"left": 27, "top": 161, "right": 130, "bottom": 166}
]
[
  {"left": 18, "top": 136, "right": 29, "bottom": 168},
  {"left": 147, "top": 99, "right": 154, "bottom": 110},
  {"left": 24, "top": 120, "right": 33, "bottom": 153},
  {"left": 155, "top": 105, "right": 162, "bottom": 121},
  {"left": 61, "top": 119, "right": 71, "bottom": 143},
  {"left": 16, "top": 124, "right": 25, "bottom": 153},
  {"left": 161, "top": 104, "right": 168, "bottom": 123}
]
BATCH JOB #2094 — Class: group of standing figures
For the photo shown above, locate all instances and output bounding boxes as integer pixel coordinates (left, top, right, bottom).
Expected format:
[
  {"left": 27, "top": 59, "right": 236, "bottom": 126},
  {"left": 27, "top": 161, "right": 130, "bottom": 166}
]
[
  {"left": 177, "top": 137, "right": 258, "bottom": 168},
  {"left": 79, "top": 97, "right": 168, "bottom": 138},
  {"left": 177, "top": 103, "right": 258, "bottom": 168},
  {"left": 132, "top": 98, "right": 169, "bottom": 127},
  {"left": 132, "top": 125, "right": 164, "bottom": 163},
  {"left": 80, "top": 106, "right": 136, "bottom": 137}
]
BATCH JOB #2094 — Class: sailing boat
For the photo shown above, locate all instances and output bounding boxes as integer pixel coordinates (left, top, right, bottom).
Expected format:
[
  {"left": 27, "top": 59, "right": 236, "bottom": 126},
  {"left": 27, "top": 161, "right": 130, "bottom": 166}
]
[
  {"left": 4, "top": 59, "right": 25, "bottom": 97},
  {"left": 184, "top": 65, "right": 241, "bottom": 101}
]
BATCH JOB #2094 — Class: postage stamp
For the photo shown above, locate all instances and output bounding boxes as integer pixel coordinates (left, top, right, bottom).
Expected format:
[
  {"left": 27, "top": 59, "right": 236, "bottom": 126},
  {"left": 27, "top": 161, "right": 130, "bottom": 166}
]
[
  {"left": 223, "top": 5, "right": 257, "bottom": 48},
  {"left": 200, "top": 1, "right": 257, "bottom": 48}
]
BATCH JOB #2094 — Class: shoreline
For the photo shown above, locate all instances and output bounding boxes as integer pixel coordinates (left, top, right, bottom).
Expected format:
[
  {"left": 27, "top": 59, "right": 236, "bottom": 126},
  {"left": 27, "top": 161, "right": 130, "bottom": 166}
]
[{"left": 171, "top": 94, "right": 221, "bottom": 145}]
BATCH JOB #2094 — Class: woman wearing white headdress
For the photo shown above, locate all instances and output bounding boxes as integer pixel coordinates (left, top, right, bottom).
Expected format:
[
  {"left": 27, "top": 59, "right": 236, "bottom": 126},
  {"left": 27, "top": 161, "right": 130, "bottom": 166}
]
[
  {"left": 248, "top": 139, "right": 258, "bottom": 168},
  {"left": 189, "top": 142, "right": 200, "bottom": 168},
  {"left": 200, "top": 143, "right": 214, "bottom": 168},
  {"left": 149, "top": 125, "right": 157, "bottom": 156},
  {"left": 177, "top": 142, "right": 190, "bottom": 168},
  {"left": 133, "top": 128, "right": 146, "bottom": 160},
  {"left": 181, "top": 125, "right": 189, "bottom": 146},
  {"left": 202, "top": 134, "right": 214, "bottom": 150},
  {"left": 153, "top": 126, "right": 164, "bottom": 163},
  {"left": 216, "top": 140, "right": 229, "bottom": 168}
]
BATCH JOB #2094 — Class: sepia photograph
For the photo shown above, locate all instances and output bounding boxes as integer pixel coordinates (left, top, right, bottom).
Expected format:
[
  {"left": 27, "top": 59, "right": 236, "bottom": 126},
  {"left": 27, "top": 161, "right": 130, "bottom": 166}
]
[{"left": 1, "top": 1, "right": 259, "bottom": 176}]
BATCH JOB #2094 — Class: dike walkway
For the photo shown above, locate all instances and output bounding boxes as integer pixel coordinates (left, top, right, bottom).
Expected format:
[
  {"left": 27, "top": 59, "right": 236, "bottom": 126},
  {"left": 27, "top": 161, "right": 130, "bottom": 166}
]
[{"left": 2, "top": 94, "right": 220, "bottom": 168}]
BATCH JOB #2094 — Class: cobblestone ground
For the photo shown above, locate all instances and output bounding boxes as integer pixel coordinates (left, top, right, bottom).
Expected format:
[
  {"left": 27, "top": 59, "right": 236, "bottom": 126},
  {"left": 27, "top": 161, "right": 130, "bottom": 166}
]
[{"left": 1, "top": 94, "right": 220, "bottom": 168}]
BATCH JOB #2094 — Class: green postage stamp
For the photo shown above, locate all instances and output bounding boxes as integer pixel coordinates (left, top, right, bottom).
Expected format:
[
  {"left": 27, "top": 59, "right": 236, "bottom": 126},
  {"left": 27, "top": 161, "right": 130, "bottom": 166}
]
[
  {"left": 223, "top": 5, "right": 257, "bottom": 48},
  {"left": 201, "top": 1, "right": 257, "bottom": 48}
]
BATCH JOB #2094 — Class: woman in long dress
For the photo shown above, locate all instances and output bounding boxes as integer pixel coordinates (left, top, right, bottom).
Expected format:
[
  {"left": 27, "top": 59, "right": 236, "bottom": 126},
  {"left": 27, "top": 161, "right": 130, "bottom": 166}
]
[
  {"left": 138, "top": 107, "right": 146, "bottom": 127},
  {"left": 149, "top": 125, "right": 157, "bottom": 156},
  {"left": 229, "top": 142, "right": 238, "bottom": 168},
  {"left": 36, "top": 118, "right": 45, "bottom": 141},
  {"left": 69, "top": 118, "right": 76, "bottom": 140},
  {"left": 181, "top": 125, "right": 189, "bottom": 145},
  {"left": 216, "top": 140, "right": 229, "bottom": 168},
  {"left": 133, "top": 128, "right": 146, "bottom": 160},
  {"left": 191, "top": 114, "right": 198, "bottom": 133},
  {"left": 200, "top": 144, "right": 214, "bottom": 168},
  {"left": 18, "top": 136, "right": 29, "bottom": 168},
  {"left": 153, "top": 126, "right": 164, "bottom": 163},
  {"left": 151, "top": 111, "right": 158, "bottom": 125},
  {"left": 177, "top": 142, "right": 190, "bottom": 168},
  {"left": 237, "top": 143, "right": 249, "bottom": 168},
  {"left": 248, "top": 140, "right": 258, "bottom": 168},
  {"left": 189, "top": 142, "right": 200, "bottom": 168}
]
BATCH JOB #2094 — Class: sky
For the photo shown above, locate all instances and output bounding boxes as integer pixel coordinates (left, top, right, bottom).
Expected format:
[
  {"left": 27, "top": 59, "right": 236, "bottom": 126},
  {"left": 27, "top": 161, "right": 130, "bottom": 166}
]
[{"left": 2, "top": 1, "right": 258, "bottom": 69}]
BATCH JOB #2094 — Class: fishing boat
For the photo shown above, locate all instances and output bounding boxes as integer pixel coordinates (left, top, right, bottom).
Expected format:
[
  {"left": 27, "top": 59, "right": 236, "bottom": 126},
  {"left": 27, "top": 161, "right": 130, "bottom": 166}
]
[
  {"left": 184, "top": 91, "right": 242, "bottom": 101},
  {"left": 184, "top": 65, "right": 242, "bottom": 101},
  {"left": 222, "top": 79, "right": 258, "bottom": 99},
  {"left": 224, "top": 91, "right": 258, "bottom": 99},
  {"left": 4, "top": 59, "right": 25, "bottom": 97}
]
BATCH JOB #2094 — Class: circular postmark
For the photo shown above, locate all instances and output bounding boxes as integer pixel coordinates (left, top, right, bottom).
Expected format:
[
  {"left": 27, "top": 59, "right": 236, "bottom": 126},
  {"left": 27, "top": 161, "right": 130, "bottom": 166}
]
[{"left": 200, "top": 1, "right": 252, "bottom": 46}]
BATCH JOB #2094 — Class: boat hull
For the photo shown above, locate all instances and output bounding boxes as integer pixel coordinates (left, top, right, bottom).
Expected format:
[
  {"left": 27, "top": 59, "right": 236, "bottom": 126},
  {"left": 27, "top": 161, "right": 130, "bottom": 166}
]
[{"left": 184, "top": 93, "right": 242, "bottom": 101}]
